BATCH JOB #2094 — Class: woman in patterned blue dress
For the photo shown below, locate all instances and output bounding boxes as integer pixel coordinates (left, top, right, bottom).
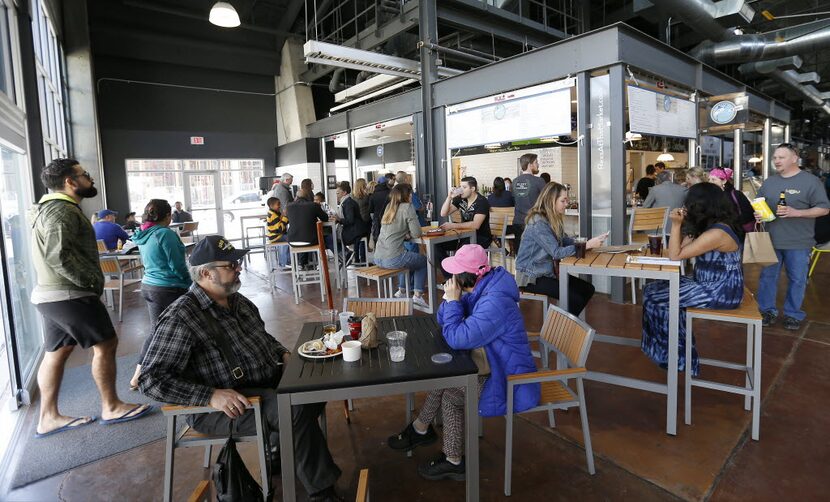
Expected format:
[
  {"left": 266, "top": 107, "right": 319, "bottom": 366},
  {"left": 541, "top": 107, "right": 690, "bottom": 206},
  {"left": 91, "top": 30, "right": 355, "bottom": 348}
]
[{"left": 641, "top": 183, "right": 744, "bottom": 376}]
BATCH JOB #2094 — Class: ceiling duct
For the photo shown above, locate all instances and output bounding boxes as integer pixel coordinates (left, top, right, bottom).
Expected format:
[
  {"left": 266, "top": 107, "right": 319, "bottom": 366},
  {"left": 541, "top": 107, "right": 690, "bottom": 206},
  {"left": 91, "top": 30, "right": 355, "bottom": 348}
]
[
  {"left": 304, "top": 40, "right": 462, "bottom": 80},
  {"left": 738, "top": 59, "right": 830, "bottom": 115},
  {"left": 651, "top": 0, "right": 754, "bottom": 41},
  {"left": 693, "top": 19, "right": 830, "bottom": 64}
]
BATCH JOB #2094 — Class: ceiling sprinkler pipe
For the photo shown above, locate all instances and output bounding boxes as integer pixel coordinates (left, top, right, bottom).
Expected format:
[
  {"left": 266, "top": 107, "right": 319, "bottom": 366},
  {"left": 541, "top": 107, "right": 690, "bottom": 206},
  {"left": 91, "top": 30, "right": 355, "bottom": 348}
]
[{"left": 693, "top": 25, "right": 830, "bottom": 64}]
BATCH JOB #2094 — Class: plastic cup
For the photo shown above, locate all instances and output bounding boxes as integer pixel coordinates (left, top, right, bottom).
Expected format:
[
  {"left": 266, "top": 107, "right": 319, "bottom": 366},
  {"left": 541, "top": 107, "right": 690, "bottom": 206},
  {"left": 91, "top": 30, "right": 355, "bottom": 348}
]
[
  {"left": 342, "top": 340, "right": 362, "bottom": 362},
  {"left": 648, "top": 234, "right": 663, "bottom": 256},
  {"left": 573, "top": 237, "right": 587, "bottom": 259},
  {"left": 430, "top": 221, "right": 439, "bottom": 228},
  {"left": 321, "top": 309, "right": 337, "bottom": 335},
  {"left": 386, "top": 331, "right": 408, "bottom": 362},
  {"left": 339, "top": 311, "right": 354, "bottom": 338}
]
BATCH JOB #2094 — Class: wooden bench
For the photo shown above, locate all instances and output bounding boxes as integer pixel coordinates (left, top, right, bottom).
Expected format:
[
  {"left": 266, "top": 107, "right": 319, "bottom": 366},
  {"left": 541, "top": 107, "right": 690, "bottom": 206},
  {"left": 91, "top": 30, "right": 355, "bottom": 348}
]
[
  {"left": 685, "top": 288, "right": 763, "bottom": 440},
  {"left": 354, "top": 265, "right": 410, "bottom": 299}
]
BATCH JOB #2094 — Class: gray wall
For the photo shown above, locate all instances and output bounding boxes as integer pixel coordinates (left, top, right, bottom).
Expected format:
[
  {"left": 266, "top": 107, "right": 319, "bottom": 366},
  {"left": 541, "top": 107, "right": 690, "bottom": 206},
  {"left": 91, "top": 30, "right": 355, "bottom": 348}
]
[{"left": 94, "top": 56, "right": 277, "bottom": 216}]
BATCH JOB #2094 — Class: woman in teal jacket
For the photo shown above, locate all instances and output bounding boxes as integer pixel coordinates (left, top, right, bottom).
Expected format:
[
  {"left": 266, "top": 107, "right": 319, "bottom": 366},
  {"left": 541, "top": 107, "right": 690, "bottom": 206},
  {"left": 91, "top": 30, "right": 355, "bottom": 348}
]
[
  {"left": 129, "top": 199, "right": 191, "bottom": 389},
  {"left": 387, "top": 244, "right": 539, "bottom": 481}
]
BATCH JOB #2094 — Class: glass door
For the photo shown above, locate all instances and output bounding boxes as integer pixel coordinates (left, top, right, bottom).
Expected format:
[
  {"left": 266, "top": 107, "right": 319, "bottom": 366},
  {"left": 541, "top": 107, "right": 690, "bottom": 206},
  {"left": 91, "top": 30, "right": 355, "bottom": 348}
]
[{"left": 184, "top": 171, "right": 222, "bottom": 236}]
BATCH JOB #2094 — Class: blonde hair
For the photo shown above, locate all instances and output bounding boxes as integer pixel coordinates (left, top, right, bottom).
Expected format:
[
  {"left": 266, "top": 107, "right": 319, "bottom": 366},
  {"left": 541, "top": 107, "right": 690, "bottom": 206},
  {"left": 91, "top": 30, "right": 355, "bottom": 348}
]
[
  {"left": 367, "top": 181, "right": 377, "bottom": 194},
  {"left": 381, "top": 184, "right": 412, "bottom": 225},
  {"left": 686, "top": 166, "right": 708, "bottom": 184},
  {"left": 354, "top": 178, "right": 368, "bottom": 198},
  {"left": 525, "top": 182, "right": 567, "bottom": 240}
]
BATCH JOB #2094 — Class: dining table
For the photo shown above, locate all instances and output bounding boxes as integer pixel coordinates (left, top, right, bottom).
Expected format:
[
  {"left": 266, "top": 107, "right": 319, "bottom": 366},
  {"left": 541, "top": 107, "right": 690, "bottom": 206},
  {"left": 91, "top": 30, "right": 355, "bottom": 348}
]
[
  {"left": 558, "top": 249, "right": 682, "bottom": 435},
  {"left": 276, "top": 315, "right": 480, "bottom": 501}
]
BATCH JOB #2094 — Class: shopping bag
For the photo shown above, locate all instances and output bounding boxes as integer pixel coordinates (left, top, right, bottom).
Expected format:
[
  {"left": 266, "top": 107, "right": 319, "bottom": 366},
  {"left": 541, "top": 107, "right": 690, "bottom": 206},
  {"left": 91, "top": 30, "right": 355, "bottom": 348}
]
[
  {"left": 743, "top": 224, "right": 778, "bottom": 265},
  {"left": 359, "top": 312, "right": 379, "bottom": 349}
]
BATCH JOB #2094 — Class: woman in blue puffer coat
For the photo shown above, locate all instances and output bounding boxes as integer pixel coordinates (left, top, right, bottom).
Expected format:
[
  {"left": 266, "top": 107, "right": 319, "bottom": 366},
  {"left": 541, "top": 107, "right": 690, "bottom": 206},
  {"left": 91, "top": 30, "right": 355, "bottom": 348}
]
[{"left": 387, "top": 244, "right": 540, "bottom": 481}]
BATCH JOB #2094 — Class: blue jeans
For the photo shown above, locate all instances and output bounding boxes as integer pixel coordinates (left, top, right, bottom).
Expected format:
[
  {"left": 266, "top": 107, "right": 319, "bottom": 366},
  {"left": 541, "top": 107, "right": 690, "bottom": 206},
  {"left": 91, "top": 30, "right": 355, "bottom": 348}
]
[
  {"left": 757, "top": 248, "right": 811, "bottom": 320},
  {"left": 374, "top": 251, "right": 427, "bottom": 293},
  {"left": 271, "top": 236, "right": 291, "bottom": 266}
]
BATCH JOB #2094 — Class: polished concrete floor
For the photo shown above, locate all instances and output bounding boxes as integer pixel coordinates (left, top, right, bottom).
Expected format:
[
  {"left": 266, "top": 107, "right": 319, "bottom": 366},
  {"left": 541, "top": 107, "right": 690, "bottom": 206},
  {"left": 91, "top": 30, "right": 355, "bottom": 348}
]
[{"left": 2, "top": 253, "right": 828, "bottom": 501}]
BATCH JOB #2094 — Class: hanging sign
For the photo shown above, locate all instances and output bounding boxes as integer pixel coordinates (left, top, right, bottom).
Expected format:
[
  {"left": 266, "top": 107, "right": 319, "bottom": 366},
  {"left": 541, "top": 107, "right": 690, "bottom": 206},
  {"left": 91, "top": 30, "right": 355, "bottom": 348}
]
[
  {"left": 699, "top": 92, "right": 749, "bottom": 133},
  {"left": 626, "top": 86, "right": 697, "bottom": 139}
]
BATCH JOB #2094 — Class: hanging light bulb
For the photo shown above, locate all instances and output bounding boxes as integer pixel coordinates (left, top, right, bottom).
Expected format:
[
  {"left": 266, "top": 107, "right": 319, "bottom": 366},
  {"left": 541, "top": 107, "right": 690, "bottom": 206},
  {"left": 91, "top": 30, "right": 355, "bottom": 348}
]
[
  {"left": 209, "top": 2, "right": 240, "bottom": 28},
  {"left": 656, "top": 152, "right": 675, "bottom": 162}
]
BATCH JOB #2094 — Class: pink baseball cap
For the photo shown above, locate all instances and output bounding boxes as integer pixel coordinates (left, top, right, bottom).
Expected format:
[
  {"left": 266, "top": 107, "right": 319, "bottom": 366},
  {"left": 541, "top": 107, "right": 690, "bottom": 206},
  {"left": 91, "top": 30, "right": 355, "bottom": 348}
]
[{"left": 441, "top": 244, "right": 492, "bottom": 276}]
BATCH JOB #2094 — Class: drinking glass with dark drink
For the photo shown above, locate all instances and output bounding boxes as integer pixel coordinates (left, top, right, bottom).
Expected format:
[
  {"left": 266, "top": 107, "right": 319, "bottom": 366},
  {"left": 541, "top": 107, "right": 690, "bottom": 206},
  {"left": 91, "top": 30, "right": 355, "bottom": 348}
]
[
  {"left": 573, "top": 237, "right": 587, "bottom": 259},
  {"left": 321, "top": 309, "right": 337, "bottom": 334},
  {"left": 648, "top": 234, "right": 663, "bottom": 256}
]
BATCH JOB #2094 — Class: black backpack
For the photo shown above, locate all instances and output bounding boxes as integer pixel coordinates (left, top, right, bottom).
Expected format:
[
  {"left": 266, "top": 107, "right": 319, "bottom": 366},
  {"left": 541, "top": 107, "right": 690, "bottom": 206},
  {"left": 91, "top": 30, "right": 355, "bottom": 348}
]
[{"left": 213, "top": 426, "right": 264, "bottom": 502}]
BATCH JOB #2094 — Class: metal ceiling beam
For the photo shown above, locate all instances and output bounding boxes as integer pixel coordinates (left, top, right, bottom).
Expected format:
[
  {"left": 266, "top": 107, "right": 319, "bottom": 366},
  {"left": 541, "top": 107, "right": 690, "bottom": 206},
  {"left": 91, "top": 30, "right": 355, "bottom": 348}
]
[{"left": 437, "top": 0, "right": 567, "bottom": 48}]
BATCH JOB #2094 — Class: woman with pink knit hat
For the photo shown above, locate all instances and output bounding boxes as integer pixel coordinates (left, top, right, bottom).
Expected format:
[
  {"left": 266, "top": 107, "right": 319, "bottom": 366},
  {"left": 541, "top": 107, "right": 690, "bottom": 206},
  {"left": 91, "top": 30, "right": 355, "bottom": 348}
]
[
  {"left": 709, "top": 167, "right": 755, "bottom": 232},
  {"left": 386, "top": 244, "right": 539, "bottom": 481}
]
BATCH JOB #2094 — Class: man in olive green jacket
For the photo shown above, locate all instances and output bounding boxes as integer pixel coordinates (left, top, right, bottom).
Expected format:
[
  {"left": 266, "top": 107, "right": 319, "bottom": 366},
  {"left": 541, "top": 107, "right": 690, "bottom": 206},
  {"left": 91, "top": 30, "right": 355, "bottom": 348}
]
[{"left": 30, "top": 159, "right": 152, "bottom": 438}]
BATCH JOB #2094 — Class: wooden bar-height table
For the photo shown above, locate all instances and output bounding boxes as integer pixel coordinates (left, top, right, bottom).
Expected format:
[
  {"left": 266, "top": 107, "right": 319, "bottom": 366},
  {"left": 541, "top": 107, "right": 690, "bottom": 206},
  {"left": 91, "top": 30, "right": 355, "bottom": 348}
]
[
  {"left": 558, "top": 250, "right": 682, "bottom": 435},
  {"left": 276, "top": 316, "right": 480, "bottom": 501},
  {"left": 410, "top": 228, "right": 476, "bottom": 314}
]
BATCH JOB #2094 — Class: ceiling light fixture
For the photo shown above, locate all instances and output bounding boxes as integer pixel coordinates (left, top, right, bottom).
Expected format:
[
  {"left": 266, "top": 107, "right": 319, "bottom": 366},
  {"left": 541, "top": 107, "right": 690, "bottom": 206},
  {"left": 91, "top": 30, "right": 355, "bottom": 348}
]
[
  {"left": 748, "top": 156, "right": 763, "bottom": 164},
  {"left": 656, "top": 152, "right": 675, "bottom": 162},
  {"left": 209, "top": 2, "right": 240, "bottom": 28}
]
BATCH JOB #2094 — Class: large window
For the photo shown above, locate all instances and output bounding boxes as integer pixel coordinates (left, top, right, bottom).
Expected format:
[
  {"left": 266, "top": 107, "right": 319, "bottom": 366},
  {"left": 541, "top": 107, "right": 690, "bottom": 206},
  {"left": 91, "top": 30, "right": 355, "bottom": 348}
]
[
  {"left": 126, "top": 159, "right": 265, "bottom": 240},
  {"left": 31, "top": 0, "right": 67, "bottom": 162}
]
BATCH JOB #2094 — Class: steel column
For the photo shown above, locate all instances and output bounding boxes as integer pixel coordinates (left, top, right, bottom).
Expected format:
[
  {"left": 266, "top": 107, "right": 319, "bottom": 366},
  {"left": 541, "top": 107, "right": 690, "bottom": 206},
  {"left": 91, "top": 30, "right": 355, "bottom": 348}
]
[
  {"left": 733, "top": 128, "right": 743, "bottom": 187},
  {"left": 419, "top": 0, "right": 439, "bottom": 200},
  {"left": 577, "top": 71, "right": 592, "bottom": 238},
  {"left": 610, "top": 65, "right": 627, "bottom": 302},
  {"left": 762, "top": 118, "right": 771, "bottom": 179}
]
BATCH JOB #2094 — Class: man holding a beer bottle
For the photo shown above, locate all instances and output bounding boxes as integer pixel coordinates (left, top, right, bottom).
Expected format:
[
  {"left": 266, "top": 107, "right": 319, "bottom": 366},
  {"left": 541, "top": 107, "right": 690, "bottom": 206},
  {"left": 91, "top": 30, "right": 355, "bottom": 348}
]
[{"left": 755, "top": 143, "right": 829, "bottom": 330}]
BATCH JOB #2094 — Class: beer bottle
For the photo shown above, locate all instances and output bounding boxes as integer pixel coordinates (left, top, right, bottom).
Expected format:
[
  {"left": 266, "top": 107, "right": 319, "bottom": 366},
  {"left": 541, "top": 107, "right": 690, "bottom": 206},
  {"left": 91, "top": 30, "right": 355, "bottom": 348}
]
[{"left": 778, "top": 191, "right": 787, "bottom": 207}]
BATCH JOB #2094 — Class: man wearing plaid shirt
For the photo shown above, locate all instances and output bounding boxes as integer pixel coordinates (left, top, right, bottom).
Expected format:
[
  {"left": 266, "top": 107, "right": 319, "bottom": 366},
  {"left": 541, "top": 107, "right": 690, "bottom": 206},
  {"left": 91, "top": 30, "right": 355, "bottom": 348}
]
[{"left": 139, "top": 235, "right": 342, "bottom": 501}]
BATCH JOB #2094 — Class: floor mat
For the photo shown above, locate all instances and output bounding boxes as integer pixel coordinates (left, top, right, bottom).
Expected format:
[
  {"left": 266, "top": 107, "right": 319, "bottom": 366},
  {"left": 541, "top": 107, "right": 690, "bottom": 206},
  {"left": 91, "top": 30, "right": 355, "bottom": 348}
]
[{"left": 10, "top": 354, "right": 169, "bottom": 489}]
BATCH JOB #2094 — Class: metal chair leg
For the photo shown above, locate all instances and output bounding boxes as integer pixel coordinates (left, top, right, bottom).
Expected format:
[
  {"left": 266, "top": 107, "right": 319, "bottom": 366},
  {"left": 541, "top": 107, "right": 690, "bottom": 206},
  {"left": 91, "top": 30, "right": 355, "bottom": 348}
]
[
  {"left": 685, "top": 315, "right": 694, "bottom": 425},
  {"left": 163, "top": 416, "right": 176, "bottom": 502},
  {"left": 202, "top": 444, "right": 211, "bottom": 468},
  {"left": 744, "top": 324, "right": 753, "bottom": 411},
  {"left": 577, "top": 378, "right": 596, "bottom": 475}
]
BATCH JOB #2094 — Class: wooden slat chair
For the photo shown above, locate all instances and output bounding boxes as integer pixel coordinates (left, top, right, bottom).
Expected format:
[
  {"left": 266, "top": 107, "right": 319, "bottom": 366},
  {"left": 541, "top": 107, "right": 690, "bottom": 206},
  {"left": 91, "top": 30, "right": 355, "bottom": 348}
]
[
  {"left": 186, "top": 480, "right": 211, "bottom": 502},
  {"left": 179, "top": 221, "right": 199, "bottom": 240},
  {"left": 685, "top": 288, "right": 763, "bottom": 440},
  {"left": 354, "top": 265, "right": 410, "bottom": 299},
  {"left": 504, "top": 305, "right": 596, "bottom": 496},
  {"left": 628, "top": 207, "right": 669, "bottom": 303},
  {"left": 96, "top": 239, "right": 107, "bottom": 253},
  {"left": 518, "top": 290, "right": 550, "bottom": 365},
  {"left": 491, "top": 207, "right": 517, "bottom": 256},
  {"left": 343, "top": 297, "right": 414, "bottom": 317},
  {"left": 487, "top": 213, "right": 514, "bottom": 267},
  {"left": 100, "top": 257, "right": 143, "bottom": 322},
  {"left": 356, "top": 468, "right": 370, "bottom": 502},
  {"left": 161, "top": 397, "right": 269, "bottom": 502}
]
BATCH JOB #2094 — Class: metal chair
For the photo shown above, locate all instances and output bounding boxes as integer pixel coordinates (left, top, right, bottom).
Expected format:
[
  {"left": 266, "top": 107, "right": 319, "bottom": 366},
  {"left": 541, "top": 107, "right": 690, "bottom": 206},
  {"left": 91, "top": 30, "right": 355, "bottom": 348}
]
[
  {"left": 161, "top": 396, "right": 268, "bottom": 502},
  {"left": 96, "top": 239, "right": 107, "bottom": 253},
  {"left": 354, "top": 265, "right": 410, "bottom": 299},
  {"left": 628, "top": 206, "right": 669, "bottom": 303},
  {"left": 685, "top": 288, "right": 763, "bottom": 440},
  {"left": 356, "top": 468, "right": 370, "bottom": 502},
  {"left": 288, "top": 243, "right": 326, "bottom": 305},
  {"left": 504, "top": 305, "right": 596, "bottom": 496},
  {"left": 100, "top": 257, "right": 143, "bottom": 322},
  {"left": 178, "top": 221, "right": 200, "bottom": 240},
  {"left": 264, "top": 241, "right": 291, "bottom": 293},
  {"left": 187, "top": 480, "right": 211, "bottom": 502},
  {"left": 808, "top": 241, "right": 830, "bottom": 278}
]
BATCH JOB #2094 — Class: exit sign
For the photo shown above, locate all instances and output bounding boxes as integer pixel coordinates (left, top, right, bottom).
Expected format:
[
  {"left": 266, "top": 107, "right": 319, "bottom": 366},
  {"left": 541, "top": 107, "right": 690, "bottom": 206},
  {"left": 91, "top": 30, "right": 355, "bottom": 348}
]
[{"left": 190, "top": 136, "right": 204, "bottom": 145}]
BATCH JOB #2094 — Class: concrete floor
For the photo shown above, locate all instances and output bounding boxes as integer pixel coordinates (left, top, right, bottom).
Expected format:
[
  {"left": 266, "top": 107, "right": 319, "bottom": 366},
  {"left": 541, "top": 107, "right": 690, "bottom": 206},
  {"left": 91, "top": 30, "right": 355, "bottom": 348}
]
[{"left": 2, "top": 253, "right": 828, "bottom": 501}]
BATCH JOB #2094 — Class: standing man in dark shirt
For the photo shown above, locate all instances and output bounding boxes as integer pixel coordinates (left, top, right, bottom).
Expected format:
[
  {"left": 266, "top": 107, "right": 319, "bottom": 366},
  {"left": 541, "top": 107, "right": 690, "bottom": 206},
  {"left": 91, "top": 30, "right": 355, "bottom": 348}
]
[
  {"left": 512, "top": 153, "right": 546, "bottom": 251},
  {"left": 171, "top": 201, "right": 193, "bottom": 224},
  {"left": 635, "top": 165, "right": 657, "bottom": 201},
  {"left": 436, "top": 176, "right": 492, "bottom": 277},
  {"left": 139, "top": 236, "right": 342, "bottom": 501}
]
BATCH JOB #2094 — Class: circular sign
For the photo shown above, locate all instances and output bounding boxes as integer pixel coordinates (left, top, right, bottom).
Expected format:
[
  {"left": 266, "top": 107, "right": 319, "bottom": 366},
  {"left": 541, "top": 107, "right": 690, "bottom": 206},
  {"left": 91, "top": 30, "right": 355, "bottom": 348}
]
[
  {"left": 376, "top": 145, "right": 384, "bottom": 157},
  {"left": 710, "top": 100, "right": 738, "bottom": 125},
  {"left": 494, "top": 104, "right": 507, "bottom": 120},
  {"left": 663, "top": 95, "right": 672, "bottom": 112}
]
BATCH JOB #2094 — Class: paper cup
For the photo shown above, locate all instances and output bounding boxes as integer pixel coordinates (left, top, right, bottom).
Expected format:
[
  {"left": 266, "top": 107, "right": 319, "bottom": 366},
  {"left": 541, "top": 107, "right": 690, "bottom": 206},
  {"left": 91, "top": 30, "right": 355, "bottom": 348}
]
[{"left": 342, "top": 340, "right": 362, "bottom": 362}]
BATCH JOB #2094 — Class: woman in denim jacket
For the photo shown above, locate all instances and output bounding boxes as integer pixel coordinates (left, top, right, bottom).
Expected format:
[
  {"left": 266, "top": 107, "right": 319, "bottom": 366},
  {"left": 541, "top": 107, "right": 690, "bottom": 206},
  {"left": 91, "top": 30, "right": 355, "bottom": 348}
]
[{"left": 514, "top": 182, "right": 606, "bottom": 315}]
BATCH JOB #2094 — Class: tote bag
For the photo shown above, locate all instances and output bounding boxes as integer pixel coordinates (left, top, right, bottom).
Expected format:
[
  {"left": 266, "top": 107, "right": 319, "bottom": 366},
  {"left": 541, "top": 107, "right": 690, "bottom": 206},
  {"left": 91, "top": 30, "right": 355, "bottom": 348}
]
[{"left": 743, "top": 223, "right": 778, "bottom": 266}]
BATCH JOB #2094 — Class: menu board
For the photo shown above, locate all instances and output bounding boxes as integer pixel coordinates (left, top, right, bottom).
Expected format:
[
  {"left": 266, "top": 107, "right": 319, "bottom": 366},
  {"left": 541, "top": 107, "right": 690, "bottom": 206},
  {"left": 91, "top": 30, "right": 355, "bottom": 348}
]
[
  {"left": 627, "top": 85, "right": 697, "bottom": 139},
  {"left": 446, "top": 84, "right": 572, "bottom": 149}
]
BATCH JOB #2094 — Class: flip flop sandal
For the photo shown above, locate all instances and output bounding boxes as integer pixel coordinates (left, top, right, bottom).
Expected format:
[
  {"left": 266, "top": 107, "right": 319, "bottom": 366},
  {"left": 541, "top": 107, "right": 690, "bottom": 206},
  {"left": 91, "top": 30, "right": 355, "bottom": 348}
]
[
  {"left": 100, "top": 404, "right": 155, "bottom": 425},
  {"left": 35, "top": 416, "right": 97, "bottom": 439}
]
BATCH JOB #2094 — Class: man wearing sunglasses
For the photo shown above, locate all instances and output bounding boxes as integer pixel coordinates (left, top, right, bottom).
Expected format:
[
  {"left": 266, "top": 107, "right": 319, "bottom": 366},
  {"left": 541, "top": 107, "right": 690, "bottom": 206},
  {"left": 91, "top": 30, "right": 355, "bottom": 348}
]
[
  {"left": 139, "top": 235, "right": 342, "bottom": 501},
  {"left": 755, "top": 143, "right": 830, "bottom": 330},
  {"left": 31, "top": 158, "right": 153, "bottom": 438}
]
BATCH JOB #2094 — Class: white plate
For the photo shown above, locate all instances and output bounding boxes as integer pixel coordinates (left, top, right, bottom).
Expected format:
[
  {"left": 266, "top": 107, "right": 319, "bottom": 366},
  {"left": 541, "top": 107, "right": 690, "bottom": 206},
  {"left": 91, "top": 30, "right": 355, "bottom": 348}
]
[{"left": 298, "top": 338, "right": 343, "bottom": 359}]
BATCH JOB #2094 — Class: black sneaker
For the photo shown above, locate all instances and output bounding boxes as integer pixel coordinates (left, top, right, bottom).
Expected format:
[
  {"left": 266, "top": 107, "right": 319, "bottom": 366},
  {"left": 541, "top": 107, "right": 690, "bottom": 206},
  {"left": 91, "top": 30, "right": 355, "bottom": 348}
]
[
  {"left": 388, "top": 423, "right": 437, "bottom": 451},
  {"left": 782, "top": 316, "right": 801, "bottom": 331},
  {"left": 417, "top": 454, "right": 465, "bottom": 481},
  {"left": 761, "top": 311, "right": 777, "bottom": 327}
]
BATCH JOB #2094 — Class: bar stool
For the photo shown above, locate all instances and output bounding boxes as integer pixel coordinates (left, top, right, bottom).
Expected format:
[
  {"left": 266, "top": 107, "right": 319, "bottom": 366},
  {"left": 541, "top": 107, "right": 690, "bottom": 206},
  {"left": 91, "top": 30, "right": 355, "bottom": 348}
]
[
  {"left": 264, "top": 242, "right": 291, "bottom": 293},
  {"left": 289, "top": 243, "right": 326, "bottom": 305},
  {"left": 354, "top": 265, "right": 410, "bottom": 298},
  {"left": 685, "top": 288, "right": 763, "bottom": 440}
]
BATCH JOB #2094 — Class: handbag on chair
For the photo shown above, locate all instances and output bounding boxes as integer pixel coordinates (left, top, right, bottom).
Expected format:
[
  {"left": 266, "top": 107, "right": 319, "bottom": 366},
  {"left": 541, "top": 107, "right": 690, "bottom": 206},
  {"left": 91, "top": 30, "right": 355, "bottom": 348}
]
[
  {"left": 213, "top": 424, "right": 264, "bottom": 502},
  {"left": 743, "top": 223, "right": 779, "bottom": 266}
]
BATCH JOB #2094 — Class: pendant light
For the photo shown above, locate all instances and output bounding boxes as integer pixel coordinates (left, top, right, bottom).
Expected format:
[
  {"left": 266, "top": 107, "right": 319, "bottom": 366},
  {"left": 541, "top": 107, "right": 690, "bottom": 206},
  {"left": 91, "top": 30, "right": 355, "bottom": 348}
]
[{"left": 209, "top": 2, "right": 240, "bottom": 28}]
